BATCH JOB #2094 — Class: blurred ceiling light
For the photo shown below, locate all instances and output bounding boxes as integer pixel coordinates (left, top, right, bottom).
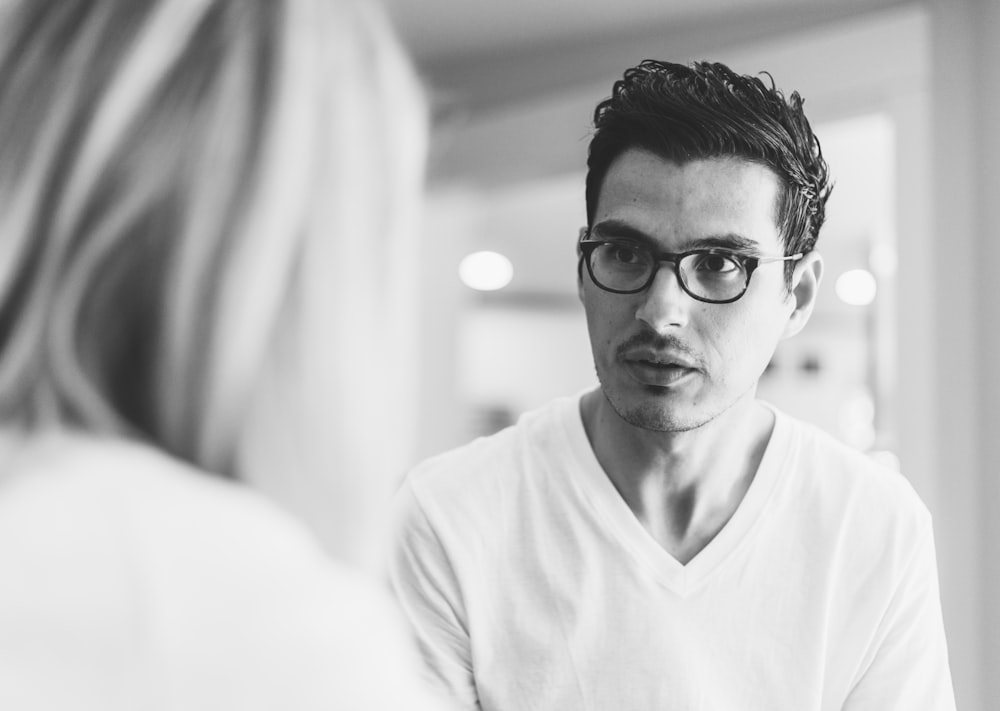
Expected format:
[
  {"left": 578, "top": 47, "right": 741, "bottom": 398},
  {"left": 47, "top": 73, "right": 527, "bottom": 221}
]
[
  {"left": 459, "top": 251, "right": 514, "bottom": 291},
  {"left": 835, "top": 268, "right": 877, "bottom": 306}
]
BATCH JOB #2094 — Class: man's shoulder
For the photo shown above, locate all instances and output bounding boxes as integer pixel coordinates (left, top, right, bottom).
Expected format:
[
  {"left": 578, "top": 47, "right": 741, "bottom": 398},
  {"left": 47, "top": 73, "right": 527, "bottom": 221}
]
[
  {"left": 774, "top": 407, "right": 932, "bottom": 531},
  {"left": 408, "top": 421, "right": 521, "bottom": 485},
  {"left": 400, "top": 395, "right": 578, "bottom": 512}
]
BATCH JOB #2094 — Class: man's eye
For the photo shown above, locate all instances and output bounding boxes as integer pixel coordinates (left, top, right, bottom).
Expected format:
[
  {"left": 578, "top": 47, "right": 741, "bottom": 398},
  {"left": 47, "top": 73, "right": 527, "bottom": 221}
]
[
  {"left": 694, "top": 252, "right": 742, "bottom": 274},
  {"left": 609, "top": 244, "right": 643, "bottom": 265}
]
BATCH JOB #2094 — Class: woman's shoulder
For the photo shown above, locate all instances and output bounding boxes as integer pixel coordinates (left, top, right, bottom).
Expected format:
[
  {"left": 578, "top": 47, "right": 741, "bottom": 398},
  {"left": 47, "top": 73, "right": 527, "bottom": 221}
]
[
  {"left": 4, "top": 433, "right": 235, "bottom": 525},
  {"left": 0, "top": 430, "right": 445, "bottom": 709},
  {"left": 0, "top": 429, "right": 341, "bottom": 581}
]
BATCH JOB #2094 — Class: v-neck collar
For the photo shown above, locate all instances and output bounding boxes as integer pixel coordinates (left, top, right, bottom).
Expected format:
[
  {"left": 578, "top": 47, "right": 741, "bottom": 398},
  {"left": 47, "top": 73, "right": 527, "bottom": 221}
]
[{"left": 555, "top": 395, "right": 793, "bottom": 597}]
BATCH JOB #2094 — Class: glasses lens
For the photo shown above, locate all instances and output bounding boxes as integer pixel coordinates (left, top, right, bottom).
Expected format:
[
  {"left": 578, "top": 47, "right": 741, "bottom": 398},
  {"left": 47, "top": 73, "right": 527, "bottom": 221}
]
[
  {"left": 678, "top": 252, "right": 748, "bottom": 301},
  {"left": 589, "top": 242, "right": 654, "bottom": 292}
]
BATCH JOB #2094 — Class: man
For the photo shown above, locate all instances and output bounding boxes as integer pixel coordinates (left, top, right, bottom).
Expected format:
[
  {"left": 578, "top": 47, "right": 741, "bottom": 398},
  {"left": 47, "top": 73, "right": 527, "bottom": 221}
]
[{"left": 390, "top": 61, "right": 955, "bottom": 710}]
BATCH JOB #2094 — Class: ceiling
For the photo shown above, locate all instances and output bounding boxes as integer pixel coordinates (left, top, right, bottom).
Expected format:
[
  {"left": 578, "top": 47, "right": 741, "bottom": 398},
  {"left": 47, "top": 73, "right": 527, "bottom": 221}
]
[
  {"left": 382, "top": 0, "right": 910, "bottom": 114},
  {"left": 382, "top": 0, "right": 792, "bottom": 63},
  {"left": 383, "top": 0, "right": 907, "bottom": 65}
]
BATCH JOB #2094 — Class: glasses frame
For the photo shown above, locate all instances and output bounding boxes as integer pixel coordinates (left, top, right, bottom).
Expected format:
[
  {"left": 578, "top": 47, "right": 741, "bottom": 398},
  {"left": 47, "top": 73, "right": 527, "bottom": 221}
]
[{"left": 578, "top": 238, "right": 804, "bottom": 304}]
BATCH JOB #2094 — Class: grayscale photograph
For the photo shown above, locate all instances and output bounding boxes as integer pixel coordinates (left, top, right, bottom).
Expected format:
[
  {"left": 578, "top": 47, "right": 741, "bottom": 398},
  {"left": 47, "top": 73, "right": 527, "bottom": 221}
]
[{"left": 0, "top": 0, "right": 994, "bottom": 709}]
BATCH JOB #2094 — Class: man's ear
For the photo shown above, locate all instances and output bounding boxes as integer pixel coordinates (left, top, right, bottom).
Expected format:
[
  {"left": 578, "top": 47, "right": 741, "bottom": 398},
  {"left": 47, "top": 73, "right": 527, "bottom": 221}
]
[
  {"left": 782, "top": 251, "right": 823, "bottom": 340},
  {"left": 577, "top": 226, "right": 589, "bottom": 302}
]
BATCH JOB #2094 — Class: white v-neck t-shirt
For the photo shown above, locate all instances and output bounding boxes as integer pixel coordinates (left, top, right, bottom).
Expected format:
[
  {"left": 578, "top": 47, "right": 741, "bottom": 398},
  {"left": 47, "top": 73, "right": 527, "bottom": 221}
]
[{"left": 389, "top": 394, "right": 955, "bottom": 711}]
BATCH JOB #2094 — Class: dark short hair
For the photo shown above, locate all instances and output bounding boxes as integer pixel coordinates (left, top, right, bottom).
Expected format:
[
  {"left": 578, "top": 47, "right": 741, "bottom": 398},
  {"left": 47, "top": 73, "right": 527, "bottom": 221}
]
[{"left": 585, "top": 60, "right": 832, "bottom": 273}]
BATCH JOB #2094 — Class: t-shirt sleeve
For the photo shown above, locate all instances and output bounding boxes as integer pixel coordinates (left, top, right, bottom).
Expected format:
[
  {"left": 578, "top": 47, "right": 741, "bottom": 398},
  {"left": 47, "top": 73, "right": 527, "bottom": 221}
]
[
  {"left": 389, "top": 480, "right": 481, "bottom": 711},
  {"left": 841, "top": 519, "right": 956, "bottom": 710}
]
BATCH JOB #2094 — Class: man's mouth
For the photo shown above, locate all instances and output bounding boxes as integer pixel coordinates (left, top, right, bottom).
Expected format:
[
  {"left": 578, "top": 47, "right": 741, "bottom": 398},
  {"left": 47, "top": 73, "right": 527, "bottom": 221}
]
[{"left": 623, "top": 358, "right": 698, "bottom": 386}]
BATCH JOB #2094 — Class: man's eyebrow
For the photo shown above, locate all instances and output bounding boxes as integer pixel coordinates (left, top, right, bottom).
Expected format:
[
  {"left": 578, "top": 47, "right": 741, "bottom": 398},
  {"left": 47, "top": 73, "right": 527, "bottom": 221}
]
[
  {"left": 588, "top": 220, "right": 653, "bottom": 243},
  {"left": 687, "top": 234, "right": 761, "bottom": 252},
  {"left": 590, "top": 220, "right": 762, "bottom": 252}
]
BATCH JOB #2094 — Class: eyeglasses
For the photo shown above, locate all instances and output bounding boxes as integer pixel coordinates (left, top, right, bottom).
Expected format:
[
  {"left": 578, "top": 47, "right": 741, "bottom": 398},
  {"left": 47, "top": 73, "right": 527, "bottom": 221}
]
[{"left": 578, "top": 238, "right": 803, "bottom": 304}]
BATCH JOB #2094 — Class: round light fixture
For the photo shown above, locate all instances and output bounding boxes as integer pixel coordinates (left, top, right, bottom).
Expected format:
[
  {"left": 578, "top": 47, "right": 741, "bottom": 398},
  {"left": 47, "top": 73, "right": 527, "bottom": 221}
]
[
  {"left": 834, "top": 268, "right": 877, "bottom": 306},
  {"left": 459, "top": 251, "right": 514, "bottom": 291}
]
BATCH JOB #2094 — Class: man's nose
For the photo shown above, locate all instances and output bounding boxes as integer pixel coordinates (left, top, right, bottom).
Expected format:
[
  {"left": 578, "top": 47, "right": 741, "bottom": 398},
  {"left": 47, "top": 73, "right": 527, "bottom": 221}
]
[{"left": 634, "top": 262, "right": 691, "bottom": 332}]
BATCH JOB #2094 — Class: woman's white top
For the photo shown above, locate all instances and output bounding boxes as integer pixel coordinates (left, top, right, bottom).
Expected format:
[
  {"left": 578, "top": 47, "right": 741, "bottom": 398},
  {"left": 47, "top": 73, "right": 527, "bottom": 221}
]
[{"left": 0, "top": 429, "right": 446, "bottom": 711}]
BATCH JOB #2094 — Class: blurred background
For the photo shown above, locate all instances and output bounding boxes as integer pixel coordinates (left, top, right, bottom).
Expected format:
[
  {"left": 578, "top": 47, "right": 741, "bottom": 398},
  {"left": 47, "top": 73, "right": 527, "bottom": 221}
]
[{"left": 381, "top": 0, "right": 997, "bottom": 708}]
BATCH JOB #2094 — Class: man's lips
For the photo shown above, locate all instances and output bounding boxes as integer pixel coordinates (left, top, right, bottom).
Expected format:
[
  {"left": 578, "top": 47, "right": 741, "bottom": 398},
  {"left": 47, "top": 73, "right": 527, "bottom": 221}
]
[
  {"left": 622, "top": 353, "right": 700, "bottom": 386},
  {"left": 622, "top": 349, "right": 699, "bottom": 370}
]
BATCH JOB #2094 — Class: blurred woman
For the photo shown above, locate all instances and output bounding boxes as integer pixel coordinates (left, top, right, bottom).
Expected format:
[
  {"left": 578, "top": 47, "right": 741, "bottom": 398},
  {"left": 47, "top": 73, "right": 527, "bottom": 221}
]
[{"left": 0, "top": 0, "right": 440, "bottom": 708}]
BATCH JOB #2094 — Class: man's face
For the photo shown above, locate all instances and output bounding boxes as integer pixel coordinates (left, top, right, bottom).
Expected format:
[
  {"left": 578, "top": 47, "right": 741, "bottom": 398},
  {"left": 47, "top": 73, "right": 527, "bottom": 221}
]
[{"left": 580, "top": 148, "right": 813, "bottom": 432}]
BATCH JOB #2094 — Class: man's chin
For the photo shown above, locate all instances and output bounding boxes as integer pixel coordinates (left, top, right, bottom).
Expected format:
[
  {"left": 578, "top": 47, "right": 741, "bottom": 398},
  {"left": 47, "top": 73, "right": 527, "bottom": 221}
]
[
  {"left": 623, "top": 408, "right": 704, "bottom": 433},
  {"left": 604, "top": 391, "right": 705, "bottom": 433}
]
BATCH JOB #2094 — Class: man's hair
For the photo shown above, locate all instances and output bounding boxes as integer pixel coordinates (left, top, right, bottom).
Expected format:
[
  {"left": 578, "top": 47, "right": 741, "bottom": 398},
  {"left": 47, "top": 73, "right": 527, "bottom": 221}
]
[{"left": 586, "top": 60, "right": 832, "bottom": 270}]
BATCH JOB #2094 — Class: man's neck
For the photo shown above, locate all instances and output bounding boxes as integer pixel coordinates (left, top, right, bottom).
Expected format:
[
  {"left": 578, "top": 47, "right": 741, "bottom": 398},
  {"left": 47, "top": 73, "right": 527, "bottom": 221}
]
[{"left": 579, "top": 388, "right": 774, "bottom": 565}]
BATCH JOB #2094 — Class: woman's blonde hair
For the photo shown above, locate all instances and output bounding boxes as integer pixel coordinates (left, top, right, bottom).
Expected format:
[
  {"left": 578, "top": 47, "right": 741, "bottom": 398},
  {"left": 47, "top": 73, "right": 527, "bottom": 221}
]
[{"left": 0, "top": 0, "right": 427, "bottom": 562}]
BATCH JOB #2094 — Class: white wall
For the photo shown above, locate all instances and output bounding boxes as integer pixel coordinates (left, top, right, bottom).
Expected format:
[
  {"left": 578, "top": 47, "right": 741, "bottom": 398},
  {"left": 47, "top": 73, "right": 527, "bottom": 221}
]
[
  {"left": 975, "top": 1, "right": 1000, "bottom": 701},
  {"left": 926, "top": 1, "right": 1000, "bottom": 708}
]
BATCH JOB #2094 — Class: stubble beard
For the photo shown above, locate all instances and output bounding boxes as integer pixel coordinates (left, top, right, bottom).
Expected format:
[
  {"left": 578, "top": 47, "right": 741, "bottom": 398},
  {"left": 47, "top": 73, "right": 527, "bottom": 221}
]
[
  {"left": 595, "top": 362, "right": 705, "bottom": 433},
  {"left": 596, "top": 367, "right": 755, "bottom": 434},
  {"left": 603, "top": 387, "right": 706, "bottom": 433}
]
